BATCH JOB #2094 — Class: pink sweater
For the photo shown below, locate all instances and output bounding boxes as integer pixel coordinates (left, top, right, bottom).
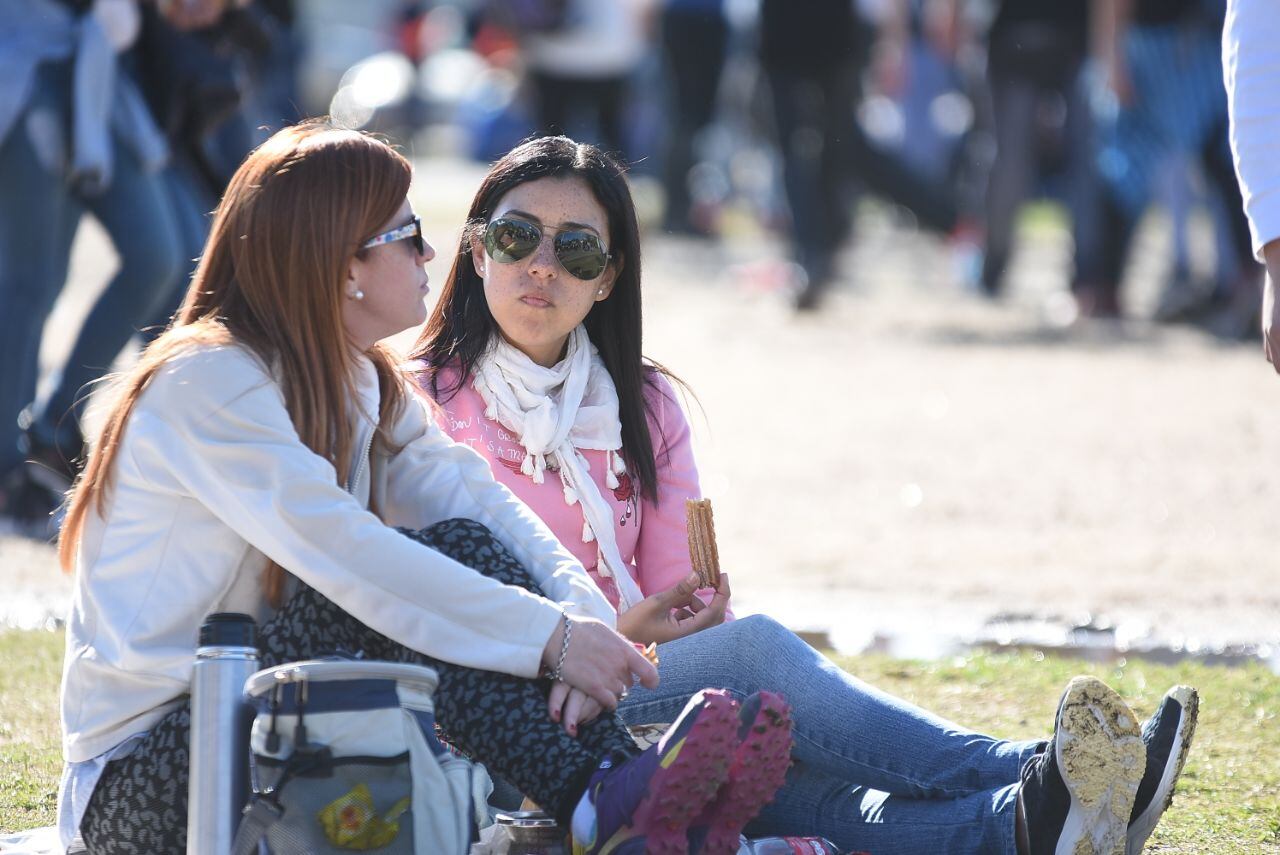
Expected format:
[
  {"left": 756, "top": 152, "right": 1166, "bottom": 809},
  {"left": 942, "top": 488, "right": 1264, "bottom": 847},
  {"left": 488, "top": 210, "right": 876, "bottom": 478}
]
[{"left": 421, "top": 365, "right": 728, "bottom": 615}]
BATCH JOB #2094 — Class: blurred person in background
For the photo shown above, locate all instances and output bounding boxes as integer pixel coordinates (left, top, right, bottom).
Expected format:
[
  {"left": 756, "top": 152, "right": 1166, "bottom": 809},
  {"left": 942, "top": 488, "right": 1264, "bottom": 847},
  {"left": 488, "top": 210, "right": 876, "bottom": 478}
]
[
  {"left": 1147, "top": 149, "right": 1247, "bottom": 323},
  {"left": 0, "top": 0, "right": 176, "bottom": 522},
  {"left": 12, "top": 0, "right": 277, "bottom": 526},
  {"left": 498, "top": 0, "right": 656, "bottom": 160},
  {"left": 975, "top": 0, "right": 1097, "bottom": 301},
  {"left": 873, "top": 0, "right": 983, "bottom": 242},
  {"left": 758, "top": 0, "right": 962, "bottom": 312},
  {"left": 658, "top": 0, "right": 729, "bottom": 237},
  {"left": 1223, "top": 0, "right": 1280, "bottom": 365},
  {"left": 1081, "top": 0, "right": 1260, "bottom": 330},
  {"left": 229, "top": 0, "right": 302, "bottom": 140}
]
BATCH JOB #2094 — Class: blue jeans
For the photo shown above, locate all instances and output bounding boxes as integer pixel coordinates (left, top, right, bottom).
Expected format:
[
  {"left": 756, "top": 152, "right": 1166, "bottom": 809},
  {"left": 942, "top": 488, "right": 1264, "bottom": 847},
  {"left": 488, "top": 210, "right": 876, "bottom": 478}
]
[
  {"left": 0, "top": 58, "right": 182, "bottom": 473},
  {"left": 29, "top": 161, "right": 208, "bottom": 454},
  {"left": 617, "top": 615, "right": 1042, "bottom": 854}
]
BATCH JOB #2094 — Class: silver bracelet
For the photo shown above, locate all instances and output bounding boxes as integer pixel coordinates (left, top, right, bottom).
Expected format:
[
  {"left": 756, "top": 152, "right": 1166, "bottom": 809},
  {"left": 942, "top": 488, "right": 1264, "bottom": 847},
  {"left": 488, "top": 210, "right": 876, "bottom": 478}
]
[{"left": 545, "top": 612, "right": 572, "bottom": 682}]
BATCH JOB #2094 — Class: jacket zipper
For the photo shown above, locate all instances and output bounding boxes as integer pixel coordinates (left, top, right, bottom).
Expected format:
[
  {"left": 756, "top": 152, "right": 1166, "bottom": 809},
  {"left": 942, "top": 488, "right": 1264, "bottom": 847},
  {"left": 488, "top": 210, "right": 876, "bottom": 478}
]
[{"left": 347, "top": 427, "right": 374, "bottom": 495}]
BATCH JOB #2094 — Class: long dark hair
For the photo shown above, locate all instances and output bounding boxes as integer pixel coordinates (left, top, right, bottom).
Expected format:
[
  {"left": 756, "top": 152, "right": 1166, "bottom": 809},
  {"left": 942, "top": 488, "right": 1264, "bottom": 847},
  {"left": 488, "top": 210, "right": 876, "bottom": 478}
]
[{"left": 411, "top": 136, "right": 677, "bottom": 503}]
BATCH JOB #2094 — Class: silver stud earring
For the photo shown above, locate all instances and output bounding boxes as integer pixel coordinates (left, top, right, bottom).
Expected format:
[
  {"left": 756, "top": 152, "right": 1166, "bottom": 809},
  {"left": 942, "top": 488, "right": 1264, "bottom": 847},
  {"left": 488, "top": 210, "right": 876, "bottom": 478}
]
[
  {"left": 597, "top": 289, "right": 604, "bottom": 296},
  {"left": 352, "top": 289, "right": 364, "bottom": 301}
]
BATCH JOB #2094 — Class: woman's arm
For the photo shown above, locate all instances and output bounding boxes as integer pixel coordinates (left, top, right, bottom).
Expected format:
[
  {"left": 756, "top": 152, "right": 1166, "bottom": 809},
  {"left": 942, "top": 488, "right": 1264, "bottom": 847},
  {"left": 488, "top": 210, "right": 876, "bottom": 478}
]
[
  {"left": 632, "top": 374, "right": 732, "bottom": 617},
  {"left": 138, "top": 348, "right": 572, "bottom": 678}
]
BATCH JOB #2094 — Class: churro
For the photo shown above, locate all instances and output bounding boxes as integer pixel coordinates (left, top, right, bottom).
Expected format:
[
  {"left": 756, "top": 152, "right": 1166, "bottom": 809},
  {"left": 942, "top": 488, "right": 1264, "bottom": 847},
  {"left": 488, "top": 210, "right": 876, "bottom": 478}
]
[{"left": 685, "top": 498, "right": 721, "bottom": 588}]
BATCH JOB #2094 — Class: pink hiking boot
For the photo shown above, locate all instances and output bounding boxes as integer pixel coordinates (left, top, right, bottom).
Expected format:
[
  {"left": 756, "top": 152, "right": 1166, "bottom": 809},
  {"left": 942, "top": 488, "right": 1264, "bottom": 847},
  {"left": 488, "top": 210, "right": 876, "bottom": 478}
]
[{"left": 690, "top": 691, "right": 795, "bottom": 855}]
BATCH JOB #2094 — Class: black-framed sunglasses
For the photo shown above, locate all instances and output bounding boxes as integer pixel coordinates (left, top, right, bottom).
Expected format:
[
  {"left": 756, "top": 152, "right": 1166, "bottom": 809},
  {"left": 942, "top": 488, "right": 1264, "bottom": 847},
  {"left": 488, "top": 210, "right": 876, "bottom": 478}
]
[
  {"left": 482, "top": 217, "right": 611, "bottom": 281},
  {"left": 362, "top": 216, "right": 426, "bottom": 256}
]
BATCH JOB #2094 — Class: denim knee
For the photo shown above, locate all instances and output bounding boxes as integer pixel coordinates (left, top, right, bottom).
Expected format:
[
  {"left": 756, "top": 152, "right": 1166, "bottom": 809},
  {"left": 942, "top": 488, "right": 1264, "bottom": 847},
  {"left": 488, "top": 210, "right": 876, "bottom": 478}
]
[
  {"left": 113, "top": 228, "right": 183, "bottom": 306},
  {"left": 690, "top": 614, "right": 799, "bottom": 694},
  {"left": 728, "top": 614, "right": 797, "bottom": 655}
]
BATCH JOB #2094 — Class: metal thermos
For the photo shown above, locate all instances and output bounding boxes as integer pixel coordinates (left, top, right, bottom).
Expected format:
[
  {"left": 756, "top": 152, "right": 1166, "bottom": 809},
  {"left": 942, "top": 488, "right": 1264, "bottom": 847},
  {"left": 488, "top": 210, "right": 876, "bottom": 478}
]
[{"left": 188, "top": 613, "right": 258, "bottom": 855}]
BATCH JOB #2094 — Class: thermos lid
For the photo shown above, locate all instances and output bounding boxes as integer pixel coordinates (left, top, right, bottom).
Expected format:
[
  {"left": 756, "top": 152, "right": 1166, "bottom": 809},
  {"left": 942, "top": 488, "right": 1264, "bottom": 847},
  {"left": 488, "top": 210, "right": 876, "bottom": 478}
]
[
  {"left": 495, "top": 810, "right": 558, "bottom": 828},
  {"left": 199, "top": 613, "right": 258, "bottom": 648}
]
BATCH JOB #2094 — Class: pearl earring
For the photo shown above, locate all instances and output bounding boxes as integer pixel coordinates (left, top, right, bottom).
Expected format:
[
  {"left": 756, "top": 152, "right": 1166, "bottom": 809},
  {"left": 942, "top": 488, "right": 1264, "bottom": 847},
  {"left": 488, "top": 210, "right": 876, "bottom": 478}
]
[
  {"left": 597, "top": 288, "right": 604, "bottom": 296},
  {"left": 352, "top": 289, "right": 364, "bottom": 301}
]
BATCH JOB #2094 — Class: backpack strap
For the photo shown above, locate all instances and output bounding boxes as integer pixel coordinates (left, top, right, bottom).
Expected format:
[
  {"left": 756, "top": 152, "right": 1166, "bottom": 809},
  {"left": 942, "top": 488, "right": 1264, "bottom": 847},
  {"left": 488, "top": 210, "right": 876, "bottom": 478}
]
[{"left": 231, "top": 797, "right": 282, "bottom": 855}]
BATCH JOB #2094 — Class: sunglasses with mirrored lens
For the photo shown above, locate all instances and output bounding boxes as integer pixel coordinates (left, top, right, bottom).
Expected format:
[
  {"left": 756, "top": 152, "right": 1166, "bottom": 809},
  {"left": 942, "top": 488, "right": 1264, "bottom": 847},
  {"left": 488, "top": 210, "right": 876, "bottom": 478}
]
[
  {"left": 482, "top": 217, "right": 610, "bottom": 281},
  {"left": 362, "top": 216, "right": 426, "bottom": 256}
]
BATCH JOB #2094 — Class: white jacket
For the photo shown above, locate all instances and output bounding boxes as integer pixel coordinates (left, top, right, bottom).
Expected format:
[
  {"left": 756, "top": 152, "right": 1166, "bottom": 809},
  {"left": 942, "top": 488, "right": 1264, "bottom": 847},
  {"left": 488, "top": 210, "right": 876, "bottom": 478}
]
[{"left": 61, "top": 343, "right": 616, "bottom": 763}]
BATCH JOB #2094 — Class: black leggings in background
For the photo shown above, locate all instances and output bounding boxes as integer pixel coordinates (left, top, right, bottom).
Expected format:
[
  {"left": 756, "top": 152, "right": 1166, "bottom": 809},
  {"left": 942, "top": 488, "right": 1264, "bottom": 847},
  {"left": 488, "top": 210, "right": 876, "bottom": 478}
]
[
  {"left": 79, "top": 518, "right": 639, "bottom": 854},
  {"left": 528, "top": 70, "right": 629, "bottom": 159}
]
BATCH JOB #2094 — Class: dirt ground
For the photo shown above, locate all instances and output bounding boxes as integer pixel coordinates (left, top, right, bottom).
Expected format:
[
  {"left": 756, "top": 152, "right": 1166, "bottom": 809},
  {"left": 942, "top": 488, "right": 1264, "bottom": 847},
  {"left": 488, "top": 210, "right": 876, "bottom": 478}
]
[{"left": 5, "top": 158, "right": 1278, "bottom": 663}]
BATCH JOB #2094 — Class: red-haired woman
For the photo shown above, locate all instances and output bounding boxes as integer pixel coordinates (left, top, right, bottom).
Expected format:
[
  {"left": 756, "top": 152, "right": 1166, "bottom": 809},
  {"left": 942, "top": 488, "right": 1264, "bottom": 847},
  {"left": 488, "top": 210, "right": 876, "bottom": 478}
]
[{"left": 56, "top": 121, "right": 791, "bottom": 854}]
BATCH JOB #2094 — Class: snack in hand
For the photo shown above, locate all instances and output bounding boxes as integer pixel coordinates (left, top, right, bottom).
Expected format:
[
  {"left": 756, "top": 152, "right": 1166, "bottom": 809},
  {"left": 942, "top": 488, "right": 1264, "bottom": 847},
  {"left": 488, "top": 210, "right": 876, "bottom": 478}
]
[
  {"left": 636, "top": 642, "right": 660, "bottom": 667},
  {"left": 685, "top": 498, "right": 721, "bottom": 589}
]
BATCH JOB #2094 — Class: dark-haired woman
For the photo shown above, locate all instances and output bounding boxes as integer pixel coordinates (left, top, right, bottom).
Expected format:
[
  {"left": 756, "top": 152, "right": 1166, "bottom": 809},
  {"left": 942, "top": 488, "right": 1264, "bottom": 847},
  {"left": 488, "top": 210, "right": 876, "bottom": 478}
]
[
  {"left": 412, "top": 135, "right": 1199, "bottom": 855},
  {"left": 55, "top": 120, "right": 792, "bottom": 855}
]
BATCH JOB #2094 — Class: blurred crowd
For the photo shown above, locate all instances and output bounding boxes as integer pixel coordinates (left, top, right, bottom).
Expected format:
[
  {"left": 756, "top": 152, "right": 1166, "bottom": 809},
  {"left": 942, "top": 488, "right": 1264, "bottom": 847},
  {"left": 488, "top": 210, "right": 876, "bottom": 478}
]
[
  {"left": 0, "top": 0, "right": 1261, "bottom": 529},
  {"left": 0, "top": 0, "right": 301, "bottom": 526}
]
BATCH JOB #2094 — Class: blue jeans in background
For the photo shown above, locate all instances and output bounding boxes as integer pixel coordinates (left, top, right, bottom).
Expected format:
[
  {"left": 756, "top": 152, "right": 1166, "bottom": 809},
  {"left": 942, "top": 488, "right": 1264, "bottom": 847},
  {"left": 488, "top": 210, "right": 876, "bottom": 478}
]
[
  {"left": 0, "top": 60, "right": 84, "bottom": 476},
  {"left": 618, "top": 615, "right": 1041, "bottom": 854},
  {"left": 29, "top": 160, "right": 208, "bottom": 456},
  {"left": 0, "top": 59, "right": 182, "bottom": 474}
]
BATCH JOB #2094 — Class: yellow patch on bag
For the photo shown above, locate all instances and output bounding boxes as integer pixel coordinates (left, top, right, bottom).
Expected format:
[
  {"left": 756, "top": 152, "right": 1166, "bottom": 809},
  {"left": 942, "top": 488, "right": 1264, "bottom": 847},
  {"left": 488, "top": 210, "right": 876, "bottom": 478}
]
[{"left": 317, "top": 783, "right": 411, "bottom": 849}]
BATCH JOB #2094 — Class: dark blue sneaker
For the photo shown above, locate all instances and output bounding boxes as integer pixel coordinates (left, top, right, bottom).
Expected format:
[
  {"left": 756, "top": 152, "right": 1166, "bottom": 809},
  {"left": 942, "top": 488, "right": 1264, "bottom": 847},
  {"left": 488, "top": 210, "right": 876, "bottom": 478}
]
[
  {"left": 572, "top": 689, "right": 739, "bottom": 855},
  {"left": 1126, "top": 686, "right": 1198, "bottom": 854},
  {"left": 689, "top": 691, "right": 794, "bottom": 855},
  {"left": 1020, "top": 676, "right": 1146, "bottom": 854}
]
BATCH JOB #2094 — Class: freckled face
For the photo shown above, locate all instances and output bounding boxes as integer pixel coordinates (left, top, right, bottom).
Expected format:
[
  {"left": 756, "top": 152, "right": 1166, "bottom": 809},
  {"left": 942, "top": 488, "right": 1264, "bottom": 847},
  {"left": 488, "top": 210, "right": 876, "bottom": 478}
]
[
  {"left": 472, "top": 176, "right": 617, "bottom": 367},
  {"left": 344, "top": 199, "right": 436, "bottom": 349}
]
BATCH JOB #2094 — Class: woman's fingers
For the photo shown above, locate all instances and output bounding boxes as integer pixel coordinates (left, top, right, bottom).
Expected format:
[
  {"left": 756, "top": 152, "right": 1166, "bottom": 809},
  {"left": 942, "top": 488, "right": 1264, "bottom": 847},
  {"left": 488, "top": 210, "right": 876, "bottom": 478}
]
[
  {"left": 715, "top": 572, "right": 732, "bottom": 600},
  {"left": 557, "top": 618, "right": 659, "bottom": 704},
  {"left": 577, "top": 695, "right": 604, "bottom": 726},
  {"left": 562, "top": 688, "right": 587, "bottom": 736},
  {"left": 625, "top": 642, "right": 660, "bottom": 689},
  {"left": 547, "top": 679, "right": 570, "bottom": 723}
]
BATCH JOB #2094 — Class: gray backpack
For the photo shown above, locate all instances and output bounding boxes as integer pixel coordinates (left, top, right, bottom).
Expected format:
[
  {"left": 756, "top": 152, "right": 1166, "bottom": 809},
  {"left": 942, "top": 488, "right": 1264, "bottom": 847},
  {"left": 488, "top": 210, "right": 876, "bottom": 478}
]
[{"left": 232, "top": 659, "right": 484, "bottom": 854}]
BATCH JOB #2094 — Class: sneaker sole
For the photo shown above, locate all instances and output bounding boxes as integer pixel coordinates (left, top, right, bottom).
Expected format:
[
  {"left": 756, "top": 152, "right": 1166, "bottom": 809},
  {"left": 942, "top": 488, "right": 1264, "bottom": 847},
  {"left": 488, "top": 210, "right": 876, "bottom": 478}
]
[
  {"left": 1126, "top": 687, "right": 1199, "bottom": 855},
  {"left": 1055, "top": 677, "right": 1146, "bottom": 855},
  {"left": 698, "top": 692, "right": 795, "bottom": 855},
  {"left": 629, "top": 690, "right": 739, "bottom": 855}
]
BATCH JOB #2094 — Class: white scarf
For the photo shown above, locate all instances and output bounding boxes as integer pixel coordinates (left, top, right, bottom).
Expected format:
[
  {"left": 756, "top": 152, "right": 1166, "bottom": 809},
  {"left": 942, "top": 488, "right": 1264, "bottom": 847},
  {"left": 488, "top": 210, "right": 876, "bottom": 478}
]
[{"left": 472, "top": 326, "right": 645, "bottom": 611}]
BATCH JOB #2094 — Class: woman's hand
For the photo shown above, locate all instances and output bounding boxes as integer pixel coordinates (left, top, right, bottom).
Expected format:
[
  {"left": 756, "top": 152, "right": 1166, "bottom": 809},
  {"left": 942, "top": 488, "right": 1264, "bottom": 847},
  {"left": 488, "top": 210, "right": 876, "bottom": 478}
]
[
  {"left": 541, "top": 615, "right": 658, "bottom": 711},
  {"left": 547, "top": 682, "right": 604, "bottom": 736},
  {"left": 615, "top": 572, "right": 731, "bottom": 646}
]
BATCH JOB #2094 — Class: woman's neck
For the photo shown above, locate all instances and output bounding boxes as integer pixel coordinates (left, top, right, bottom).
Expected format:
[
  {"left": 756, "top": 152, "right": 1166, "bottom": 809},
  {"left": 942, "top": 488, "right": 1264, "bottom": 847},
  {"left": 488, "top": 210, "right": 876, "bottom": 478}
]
[{"left": 497, "top": 330, "right": 569, "bottom": 368}]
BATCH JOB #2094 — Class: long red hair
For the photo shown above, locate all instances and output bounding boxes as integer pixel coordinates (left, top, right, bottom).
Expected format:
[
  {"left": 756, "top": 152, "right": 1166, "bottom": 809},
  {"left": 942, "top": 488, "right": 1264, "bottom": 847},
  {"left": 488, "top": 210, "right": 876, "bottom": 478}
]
[{"left": 59, "top": 121, "right": 413, "bottom": 605}]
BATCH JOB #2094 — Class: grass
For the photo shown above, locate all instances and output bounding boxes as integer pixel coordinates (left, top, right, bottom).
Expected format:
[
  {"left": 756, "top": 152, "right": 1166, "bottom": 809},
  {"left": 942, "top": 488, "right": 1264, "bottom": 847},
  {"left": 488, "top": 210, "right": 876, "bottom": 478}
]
[
  {"left": 2, "top": 630, "right": 1278, "bottom": 851},
  {"left": 0, "top": 629, "right": 62, "bottom": 834}
]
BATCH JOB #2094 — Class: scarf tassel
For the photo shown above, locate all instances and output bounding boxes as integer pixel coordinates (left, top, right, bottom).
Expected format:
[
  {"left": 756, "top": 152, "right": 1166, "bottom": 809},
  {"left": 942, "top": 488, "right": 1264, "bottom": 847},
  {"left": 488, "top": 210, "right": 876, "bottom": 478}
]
[
  {"left": 522, "top": 453, "right": 547, "bottom": 485},
  {"left": 605, "top": 451, "right": 626, "bottom": 489},
  {"left": 582, "top": 520, "right": 595, "bottom": 544}
]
